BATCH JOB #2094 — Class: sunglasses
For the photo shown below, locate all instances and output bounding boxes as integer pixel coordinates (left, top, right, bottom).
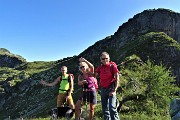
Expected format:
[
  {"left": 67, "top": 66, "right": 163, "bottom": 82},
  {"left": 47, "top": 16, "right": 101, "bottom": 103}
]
[
  {"left": 80, "top": 66, "right": 85, "bottom": 69},
  {"left": 101, "top": 58, "right": 108, "bottom": 60}
]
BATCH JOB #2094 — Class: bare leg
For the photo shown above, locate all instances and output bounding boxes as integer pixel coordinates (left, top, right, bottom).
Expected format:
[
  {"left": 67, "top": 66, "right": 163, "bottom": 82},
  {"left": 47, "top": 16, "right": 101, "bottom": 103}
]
[
  {"left": 89, "top": 103, "right": 95, "bottom": 120},
  {"left": 75, "top": 100, "right": 82, "bottom": 120},
  {"left": 67, "top": 95, "right": 75, "bottom": 109}
]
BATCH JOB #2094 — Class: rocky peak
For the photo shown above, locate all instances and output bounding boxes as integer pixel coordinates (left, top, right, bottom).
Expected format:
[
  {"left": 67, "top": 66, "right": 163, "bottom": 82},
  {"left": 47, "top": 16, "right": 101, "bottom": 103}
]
[
  {"left": 114, "top": 8, "right": 180, "bottom": 45},
  {"left": 0, "top": 48, "right": 26, "bottom": 68}
]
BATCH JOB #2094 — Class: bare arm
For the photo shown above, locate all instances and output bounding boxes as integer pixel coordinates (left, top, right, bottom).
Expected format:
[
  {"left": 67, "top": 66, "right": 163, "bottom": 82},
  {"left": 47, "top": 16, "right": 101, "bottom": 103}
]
[
  {"left": 68, "top": 75, "right": 74, "bottom": 95},
  {"left": 40, "top": 76, "right": 60, "bottom": 87},
  {"left": 79, "top": 57, "right": 94, "bottom": 73},
  {"left": 78, "top": 74, "right": 87, "bottom": 86},
  {"left": 113, "top": 72, "right": 120, "bottom": 91},
  {"left": 94, "top": 72, "right": 99, "bottom": 78}
]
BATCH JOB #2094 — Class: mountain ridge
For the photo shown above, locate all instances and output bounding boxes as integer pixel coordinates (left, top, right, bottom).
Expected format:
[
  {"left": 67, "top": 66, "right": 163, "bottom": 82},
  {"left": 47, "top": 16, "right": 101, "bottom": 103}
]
[
  {"left": 79, "top": 8, "right": 180, "bottom": 83},
  {"left": 0, "top": 8, "right": 179, "bottom": 119}
]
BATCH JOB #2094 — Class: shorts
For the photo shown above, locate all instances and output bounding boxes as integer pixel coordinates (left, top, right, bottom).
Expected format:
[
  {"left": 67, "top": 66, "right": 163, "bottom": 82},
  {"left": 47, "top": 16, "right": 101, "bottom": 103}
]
[
  {"left": 79, "top": 90, "right": 97, "bottom": 104},
  {"left": 57, "top": 93, "right": 74, "bottom": 107}
]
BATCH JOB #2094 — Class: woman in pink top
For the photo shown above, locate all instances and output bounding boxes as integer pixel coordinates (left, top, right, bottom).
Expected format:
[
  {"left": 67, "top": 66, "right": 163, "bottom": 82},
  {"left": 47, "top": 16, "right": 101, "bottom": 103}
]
[{"left": 75, "top": 57, "right": 97, "bottom": 120}]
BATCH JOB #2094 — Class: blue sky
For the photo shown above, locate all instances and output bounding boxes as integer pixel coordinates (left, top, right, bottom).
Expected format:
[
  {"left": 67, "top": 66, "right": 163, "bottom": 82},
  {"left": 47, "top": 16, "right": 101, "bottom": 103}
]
[{"left": 0, "top": 0, "right": 180, "bottom": 62}]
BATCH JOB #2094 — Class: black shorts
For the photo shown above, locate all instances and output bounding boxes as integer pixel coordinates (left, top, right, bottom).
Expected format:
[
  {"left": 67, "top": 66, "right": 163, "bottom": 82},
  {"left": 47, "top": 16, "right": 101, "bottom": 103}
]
[{"left": 79, "top": 90, "right": 97, "bottom": 104}]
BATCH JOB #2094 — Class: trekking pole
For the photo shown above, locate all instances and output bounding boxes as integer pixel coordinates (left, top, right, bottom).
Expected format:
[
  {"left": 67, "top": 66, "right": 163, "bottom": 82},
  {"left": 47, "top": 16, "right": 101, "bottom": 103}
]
[
  {"left": 88, "top": 88, "right": 91, "bottom": 120},
  {"left": 85, "top": 89, "right": 88, "bottom": 120}
]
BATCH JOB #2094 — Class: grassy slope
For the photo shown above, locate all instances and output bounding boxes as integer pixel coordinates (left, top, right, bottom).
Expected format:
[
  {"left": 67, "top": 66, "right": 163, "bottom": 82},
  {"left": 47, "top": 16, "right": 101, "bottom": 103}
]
[{"left": 0, "top": 32, "right": 179, "bottom": 119}]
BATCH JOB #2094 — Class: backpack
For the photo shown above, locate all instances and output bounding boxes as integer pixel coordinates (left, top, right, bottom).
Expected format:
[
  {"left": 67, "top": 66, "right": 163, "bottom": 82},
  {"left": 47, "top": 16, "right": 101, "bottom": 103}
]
[
  {"left": 58, "top": 74, "right": 74, "bottom": 92},
  {"left": 109, "top": 61, "right": 119, "bottom": 77}
]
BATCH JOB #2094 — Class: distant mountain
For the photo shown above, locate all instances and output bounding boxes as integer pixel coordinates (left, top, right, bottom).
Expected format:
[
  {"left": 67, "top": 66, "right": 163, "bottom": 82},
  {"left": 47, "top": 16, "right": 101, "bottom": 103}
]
[
  {"left": 0, "top": 8, "right": 179, "bottom": 119},
  {"left": 0, "top": 48, "right": 26, "bottom": 68}
]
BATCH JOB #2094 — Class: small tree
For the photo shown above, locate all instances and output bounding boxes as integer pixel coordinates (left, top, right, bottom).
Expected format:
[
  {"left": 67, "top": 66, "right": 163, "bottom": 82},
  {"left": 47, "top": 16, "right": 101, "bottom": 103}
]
[{"left": 119, "top": 56, "right": 178, "bottom": 117}]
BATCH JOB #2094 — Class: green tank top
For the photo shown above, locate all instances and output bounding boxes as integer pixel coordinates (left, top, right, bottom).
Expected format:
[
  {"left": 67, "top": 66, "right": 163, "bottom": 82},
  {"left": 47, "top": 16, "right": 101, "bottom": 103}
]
[{"left": 59, "top": 75, "right": 70, "bottom": 93}]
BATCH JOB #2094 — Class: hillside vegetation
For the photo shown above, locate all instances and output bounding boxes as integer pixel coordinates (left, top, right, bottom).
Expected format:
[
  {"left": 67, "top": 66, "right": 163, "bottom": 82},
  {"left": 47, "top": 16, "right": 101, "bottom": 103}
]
[{"left": 0, "top": 8, "right": 180, "bottom": 120}]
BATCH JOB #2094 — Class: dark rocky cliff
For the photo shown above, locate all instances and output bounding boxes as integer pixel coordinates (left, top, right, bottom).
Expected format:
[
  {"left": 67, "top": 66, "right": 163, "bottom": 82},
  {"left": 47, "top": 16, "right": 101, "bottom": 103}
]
[
  {"left": 0, "top": 48, "right": 26, "bottom": 68},
  {"left": 115, "top": 8, "right": 180, "bottom": 44}
]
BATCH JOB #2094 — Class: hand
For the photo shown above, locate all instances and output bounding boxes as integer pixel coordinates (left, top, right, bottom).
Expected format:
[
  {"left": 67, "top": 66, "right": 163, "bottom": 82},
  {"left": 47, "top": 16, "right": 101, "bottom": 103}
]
[
  {"left": 109, "top": 90, "right": 116, "bottom": 96},
  {"left": 81, "top": 80, "right": 88, "bottom": 85},
  {"left": 66, "top": 95, "right": 71, "bottom": 99},
  {"left": 79, "top": 57, "right": 86, "bottom": 62}
]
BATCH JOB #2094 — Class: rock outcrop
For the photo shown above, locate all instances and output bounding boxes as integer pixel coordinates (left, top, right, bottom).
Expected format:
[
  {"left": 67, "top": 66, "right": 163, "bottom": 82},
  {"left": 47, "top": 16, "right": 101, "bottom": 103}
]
[{"left": 0, "top": 48, "right": 26, "bottom": 68}]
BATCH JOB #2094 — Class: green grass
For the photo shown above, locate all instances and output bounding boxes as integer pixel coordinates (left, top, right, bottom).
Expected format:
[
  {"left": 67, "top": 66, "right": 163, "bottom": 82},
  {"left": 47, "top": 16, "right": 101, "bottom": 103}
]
[{"left": 0, "top": 31, "right": 179, "bottom": 120}]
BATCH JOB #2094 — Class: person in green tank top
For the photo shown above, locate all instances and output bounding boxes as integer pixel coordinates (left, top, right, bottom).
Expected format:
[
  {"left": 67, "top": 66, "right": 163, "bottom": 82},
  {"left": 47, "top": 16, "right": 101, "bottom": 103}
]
[
  {"left": 58, "top": 75, "right": 71, "bottom": 93},
  {"left": 40, "top": 66, "right": 75, "bottom": 111}
]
